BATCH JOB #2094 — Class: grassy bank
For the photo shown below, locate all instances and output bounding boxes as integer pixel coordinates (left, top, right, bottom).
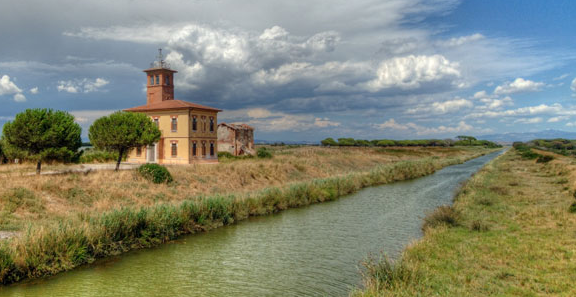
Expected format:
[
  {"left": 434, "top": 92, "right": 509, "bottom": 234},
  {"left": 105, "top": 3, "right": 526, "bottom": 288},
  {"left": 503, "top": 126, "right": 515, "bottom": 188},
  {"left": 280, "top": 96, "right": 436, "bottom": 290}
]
[
  {"left": 354, "top": 149, "right": 576, "bottom": 296},
  {"left": 0, "top": 147, "right": 493, "bottom": 285}
]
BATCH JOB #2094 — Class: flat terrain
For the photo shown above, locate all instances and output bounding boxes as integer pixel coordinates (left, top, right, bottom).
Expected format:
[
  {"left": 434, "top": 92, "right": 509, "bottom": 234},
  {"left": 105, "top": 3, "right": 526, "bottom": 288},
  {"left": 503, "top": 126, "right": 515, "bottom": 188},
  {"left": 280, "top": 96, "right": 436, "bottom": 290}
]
[
  {"left": 0, "top": 146, "right": 489, "bottom": 232},
  {"left": 355, "top": 149, "right": 576, "bottom": 296}
]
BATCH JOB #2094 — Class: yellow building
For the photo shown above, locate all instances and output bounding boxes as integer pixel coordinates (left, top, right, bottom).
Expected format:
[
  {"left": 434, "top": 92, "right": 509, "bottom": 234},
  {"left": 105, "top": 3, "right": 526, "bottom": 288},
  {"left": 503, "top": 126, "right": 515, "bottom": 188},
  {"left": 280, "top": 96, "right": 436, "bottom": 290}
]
[{"left": 125, "top": 50, "right": 221, "bottom": 164}]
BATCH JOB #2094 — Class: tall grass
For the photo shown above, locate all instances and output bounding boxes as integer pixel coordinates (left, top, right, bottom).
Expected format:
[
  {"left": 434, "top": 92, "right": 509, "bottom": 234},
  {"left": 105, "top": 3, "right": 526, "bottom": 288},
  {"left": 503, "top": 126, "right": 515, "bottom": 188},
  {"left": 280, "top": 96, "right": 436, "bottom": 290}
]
[{"left": 0, "top": 155, "right": 478, "bottom": 285}]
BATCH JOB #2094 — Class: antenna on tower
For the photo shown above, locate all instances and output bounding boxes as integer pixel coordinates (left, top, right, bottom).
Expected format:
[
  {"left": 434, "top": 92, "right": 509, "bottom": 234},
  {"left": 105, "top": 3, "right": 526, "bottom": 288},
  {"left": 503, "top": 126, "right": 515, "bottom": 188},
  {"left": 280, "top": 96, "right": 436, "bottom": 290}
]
[{"left": 151, "top": 48, "right": 171, "bottom": 69}]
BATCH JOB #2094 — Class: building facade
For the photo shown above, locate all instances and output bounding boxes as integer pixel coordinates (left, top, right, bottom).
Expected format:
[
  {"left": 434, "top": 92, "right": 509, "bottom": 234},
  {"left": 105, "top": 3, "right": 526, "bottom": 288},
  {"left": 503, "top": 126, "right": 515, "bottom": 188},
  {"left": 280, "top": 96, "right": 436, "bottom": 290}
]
[
  {"left": 125, "top": 51, "right": 222, "bottom": 164},
  {"left": 217, "top": 123, "right": 255, "bottom": 156}
]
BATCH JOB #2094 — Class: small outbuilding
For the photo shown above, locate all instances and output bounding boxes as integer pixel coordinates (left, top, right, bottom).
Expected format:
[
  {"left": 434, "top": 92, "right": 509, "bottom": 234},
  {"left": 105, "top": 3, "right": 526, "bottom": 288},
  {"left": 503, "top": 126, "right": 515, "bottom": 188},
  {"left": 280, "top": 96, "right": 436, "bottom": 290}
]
[{"left": 217, "top": 123, "right": 255, "bottom": 156}]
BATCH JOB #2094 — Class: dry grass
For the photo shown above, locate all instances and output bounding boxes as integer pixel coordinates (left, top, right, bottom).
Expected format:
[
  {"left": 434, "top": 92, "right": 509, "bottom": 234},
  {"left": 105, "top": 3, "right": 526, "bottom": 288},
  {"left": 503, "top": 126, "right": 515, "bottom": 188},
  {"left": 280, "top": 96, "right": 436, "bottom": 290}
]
[{"left": 0, "top": 146, "right": 489, "bottom": 231}]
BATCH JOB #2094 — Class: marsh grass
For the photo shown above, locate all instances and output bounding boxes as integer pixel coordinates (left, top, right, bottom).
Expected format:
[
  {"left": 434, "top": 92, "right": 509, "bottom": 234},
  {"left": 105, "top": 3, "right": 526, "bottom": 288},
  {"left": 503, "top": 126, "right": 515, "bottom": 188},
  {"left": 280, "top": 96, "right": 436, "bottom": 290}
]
[{"left": 0, "top": 148, "right": 494, "bottom": 285}]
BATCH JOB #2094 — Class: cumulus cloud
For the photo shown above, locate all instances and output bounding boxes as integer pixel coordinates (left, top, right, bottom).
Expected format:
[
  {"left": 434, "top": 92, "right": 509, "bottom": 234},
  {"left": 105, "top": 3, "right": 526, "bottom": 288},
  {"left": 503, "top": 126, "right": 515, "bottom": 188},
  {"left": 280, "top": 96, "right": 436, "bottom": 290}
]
[
  {"left": 29, "top": 87, "right": 39, "bottom": 94},
  {"left": 571, "top": 77, "right": 576, "bottom": 92},
  {"left": 364, "top": 55, "right": 461, "bottom": 91},
  {"left": 0, "top": 75, "right": 26, "bottom": 102},
  {"left": 57, "top": 78, "right": 109, "bottom": 93},
  {"left": 494, "top": 78, "right": 545, "bottom": 94},
  {"left": 548, "top": 116, "right": 569, "bottom": 123}
]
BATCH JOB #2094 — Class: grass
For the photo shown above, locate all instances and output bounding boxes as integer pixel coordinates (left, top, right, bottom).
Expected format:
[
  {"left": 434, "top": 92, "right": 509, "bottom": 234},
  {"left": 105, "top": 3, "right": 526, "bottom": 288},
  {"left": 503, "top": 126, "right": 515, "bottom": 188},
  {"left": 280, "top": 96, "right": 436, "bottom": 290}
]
[
  {"left": 353, "top": 148, "right": 576, "bottom": 296},
  {"left": 0, "top": 146, "right": 495, "bottom": 285}
]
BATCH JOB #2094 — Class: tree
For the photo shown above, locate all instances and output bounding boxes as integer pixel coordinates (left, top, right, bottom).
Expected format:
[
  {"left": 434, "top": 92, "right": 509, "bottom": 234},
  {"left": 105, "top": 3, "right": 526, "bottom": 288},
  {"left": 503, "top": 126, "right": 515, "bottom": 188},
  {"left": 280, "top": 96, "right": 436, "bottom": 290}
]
[
  {"left": 320, "top": 137, "right": 338, "bottom": 146},
  {"left": 89, "top": 111, "right": 161, "bottom": 171},
  {"left": 456, "top": 135, "right": 477, "bottom": 145},
  {"left": 1, "top": 109, "right": 82, "bottom": 174}
]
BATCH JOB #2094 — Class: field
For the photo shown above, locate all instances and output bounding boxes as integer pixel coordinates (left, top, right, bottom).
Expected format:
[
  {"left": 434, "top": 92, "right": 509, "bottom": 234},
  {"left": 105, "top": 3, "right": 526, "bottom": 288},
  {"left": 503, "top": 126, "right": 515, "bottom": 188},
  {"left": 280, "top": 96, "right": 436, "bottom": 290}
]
[
  {"left": 354, "top": 148, "right": 576, "bottom": 296},
  {"left": 0, "top": 145, "right": 494, "bottom": 284}
]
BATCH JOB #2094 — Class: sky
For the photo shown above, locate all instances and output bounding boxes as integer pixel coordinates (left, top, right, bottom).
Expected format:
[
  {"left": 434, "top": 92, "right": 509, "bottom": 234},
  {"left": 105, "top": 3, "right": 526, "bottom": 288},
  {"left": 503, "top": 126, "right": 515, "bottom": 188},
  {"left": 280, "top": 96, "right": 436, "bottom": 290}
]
[{"left": 1, "top": 0, "right": 576, "bottom": 142}]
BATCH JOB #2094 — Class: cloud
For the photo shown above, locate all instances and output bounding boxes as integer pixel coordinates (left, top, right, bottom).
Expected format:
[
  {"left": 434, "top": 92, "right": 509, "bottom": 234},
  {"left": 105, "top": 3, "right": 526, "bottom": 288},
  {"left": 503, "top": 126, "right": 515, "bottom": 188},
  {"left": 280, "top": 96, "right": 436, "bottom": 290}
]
[
  {"left": 57, "top": 78, "right": 109, "bottom": 93},
  {"left": 29, "top": 87, "right": 39, "bottom": 94},
  {"left": 571, "top": 78, "right": 576, "bottom": 92},
  {"left": 220, "top": 107, "right": 340, "bottom": 132},
  {"left": 375, "top": 118, "right": 485, "bottom": 136},
  {"left": 406, "top": 98, "right": 473, "bottom": 115},
  {"left": 553, "top": 73, "right": 569, "bottom": 81},
  {"left": 437, "top": 33, "right": 485, "bottom": 47},
  {"left": 364, "top": 55, "right": 461, "bottom": 91},
  {"left": 514, "top": 117, "right": 543, "bottom": 124},
  {"left": 0, "top": 75, "right": 26, "bottom": 102},
  {"left": 494, "top": 78, "right": 545, "bottom": 94},
  {"left": 13, "top": 93, "right": 26, "bottom": 102},
  {"left": 548, "top": 116, "right": 569, "bottom": 123},
  {"left": 70, "top": 110, "right": 116, "bottom": 123}
]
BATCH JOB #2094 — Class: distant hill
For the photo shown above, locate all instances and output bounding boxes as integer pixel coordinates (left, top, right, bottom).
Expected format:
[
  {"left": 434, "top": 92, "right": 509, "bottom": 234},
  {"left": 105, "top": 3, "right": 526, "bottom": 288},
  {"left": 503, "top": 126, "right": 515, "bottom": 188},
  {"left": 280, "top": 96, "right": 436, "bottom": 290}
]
[
  {"left": 479, "top": 129, "right": 576, "bottom": 144},
  {"left": 255, "top": 139, "right": 318, "bottom": 145}
]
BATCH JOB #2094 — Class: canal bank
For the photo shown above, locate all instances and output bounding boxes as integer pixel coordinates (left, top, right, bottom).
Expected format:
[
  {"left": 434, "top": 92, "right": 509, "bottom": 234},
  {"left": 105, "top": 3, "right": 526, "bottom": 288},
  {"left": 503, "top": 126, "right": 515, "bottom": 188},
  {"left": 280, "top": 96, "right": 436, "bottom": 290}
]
[
  {"left": 0, "top": 150, "right": 503, "bottom": 296},
  {"left": 354, "top": 149, "right": 576, "bottom": 296}
]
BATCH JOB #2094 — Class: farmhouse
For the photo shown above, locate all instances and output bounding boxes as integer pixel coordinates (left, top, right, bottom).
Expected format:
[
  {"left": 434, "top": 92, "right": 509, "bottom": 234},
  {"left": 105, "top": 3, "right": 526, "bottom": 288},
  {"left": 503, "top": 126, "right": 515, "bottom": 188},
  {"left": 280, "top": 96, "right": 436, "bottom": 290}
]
[
  {"left": 217, "top": 123, "right": 255, "bottom": 156},
  {"left": 125, "top": 50, "right": 221, "bottom": 164}
]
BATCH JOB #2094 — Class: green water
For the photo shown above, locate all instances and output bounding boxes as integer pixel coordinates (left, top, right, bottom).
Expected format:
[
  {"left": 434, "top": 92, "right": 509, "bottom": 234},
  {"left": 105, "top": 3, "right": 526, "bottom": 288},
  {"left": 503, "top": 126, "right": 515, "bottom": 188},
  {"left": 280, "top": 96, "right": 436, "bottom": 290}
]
[{"left": 1, "top": 151, "right": 503, "bottom": 297}]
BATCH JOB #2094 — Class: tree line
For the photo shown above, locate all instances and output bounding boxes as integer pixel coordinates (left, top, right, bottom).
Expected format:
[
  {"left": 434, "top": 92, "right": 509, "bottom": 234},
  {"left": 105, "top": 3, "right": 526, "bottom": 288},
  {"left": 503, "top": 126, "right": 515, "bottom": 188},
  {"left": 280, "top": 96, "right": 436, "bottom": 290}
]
[
  {"left": 0, "top": 109, "right": 161, "bottom": 174},
  {"left": 320, "top": 135, "right": 501, "bottom": 148}
]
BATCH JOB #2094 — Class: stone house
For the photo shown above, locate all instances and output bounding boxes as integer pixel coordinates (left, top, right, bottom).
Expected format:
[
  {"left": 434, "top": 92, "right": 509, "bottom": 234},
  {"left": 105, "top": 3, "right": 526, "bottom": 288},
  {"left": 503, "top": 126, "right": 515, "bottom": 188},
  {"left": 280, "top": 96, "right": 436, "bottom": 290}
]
[
  {"left": 217, "top": 123, "right": 255, "bottom": 156},
  {"left": 125, "top": 50, "right": 221, "bottom": 164}
]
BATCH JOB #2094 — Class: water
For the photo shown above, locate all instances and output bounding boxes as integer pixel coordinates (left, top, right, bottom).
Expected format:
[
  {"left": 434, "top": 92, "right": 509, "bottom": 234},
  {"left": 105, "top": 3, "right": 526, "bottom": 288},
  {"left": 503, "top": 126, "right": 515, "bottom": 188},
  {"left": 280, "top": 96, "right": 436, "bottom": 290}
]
[{"left": 1, "top": 151, "right": 503, "bottom": 297}]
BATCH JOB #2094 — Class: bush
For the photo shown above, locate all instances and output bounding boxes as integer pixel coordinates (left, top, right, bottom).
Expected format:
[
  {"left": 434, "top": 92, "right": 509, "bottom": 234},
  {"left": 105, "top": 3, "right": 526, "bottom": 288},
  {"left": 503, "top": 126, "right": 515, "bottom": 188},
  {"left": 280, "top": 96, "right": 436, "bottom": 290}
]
[
  {"left": 79, "top": 149, "right": 120, "bottom": 163},
  {"left": 138, "top": 164, "right": 173, "bottom": 184},
  {"left": 422, "top": 205, "right": 460, "bottom": 231},
  {"left": 536, "top": 155, "right": 554, "bottom": 163},
  {"left": 217, "top": 151, "right": 235, "bottom": 159},
  {"left": 257, "top": 147, "right": 273, "bottom": 158},
  {"left": 569, "top": 202, "right": 576, "bottom": 213}
]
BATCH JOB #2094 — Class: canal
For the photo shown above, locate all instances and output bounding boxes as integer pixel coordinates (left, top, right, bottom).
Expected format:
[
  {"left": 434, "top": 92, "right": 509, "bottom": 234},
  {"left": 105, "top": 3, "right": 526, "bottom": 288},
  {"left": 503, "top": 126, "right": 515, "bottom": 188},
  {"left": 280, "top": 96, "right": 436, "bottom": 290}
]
[{"left": 1, "top": 150, "right": 504, "bottom": 297}]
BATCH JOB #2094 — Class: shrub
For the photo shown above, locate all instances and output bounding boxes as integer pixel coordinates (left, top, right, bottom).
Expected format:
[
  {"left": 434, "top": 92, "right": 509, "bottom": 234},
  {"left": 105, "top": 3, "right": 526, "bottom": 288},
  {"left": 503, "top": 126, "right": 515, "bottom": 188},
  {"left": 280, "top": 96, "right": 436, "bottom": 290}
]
[
  {"left": 79, "top": 149, "right": 120, "bottom": 163},
  {"left": 360, "top": 254, "right": 414, "bottom": 291},
  {"left": 422, "top": 205, "right": 460, "bottom": 230},
  {"left": 536, "top": 155, "right": 554, "bottom": 163},
  {"left": 569, "top": 202, "right": 576, "bottom": 213},
  {"left": 217, "top": 151, "right": 235, "bottom": 159},
  {"left": 470, "top": 220, "right": 490, "bottom": 231},
  {"left": 257, "top": 147, "right": 273, "bottom": 159},
  {"left": 138, "top": 164, "right": 173, "bottom": 184}
]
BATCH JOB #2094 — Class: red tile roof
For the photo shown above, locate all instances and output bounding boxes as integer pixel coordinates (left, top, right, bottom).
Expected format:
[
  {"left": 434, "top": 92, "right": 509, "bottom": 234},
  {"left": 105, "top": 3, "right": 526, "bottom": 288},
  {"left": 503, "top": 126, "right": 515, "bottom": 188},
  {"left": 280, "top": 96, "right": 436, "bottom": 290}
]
[{"left": 124, "top": 100, "right": 222, "bottom": 112}]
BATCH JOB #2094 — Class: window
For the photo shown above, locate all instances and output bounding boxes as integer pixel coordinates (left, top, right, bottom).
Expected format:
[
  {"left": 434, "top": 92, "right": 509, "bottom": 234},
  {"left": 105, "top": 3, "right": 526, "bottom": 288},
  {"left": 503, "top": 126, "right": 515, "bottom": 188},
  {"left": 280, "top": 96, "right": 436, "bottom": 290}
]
[
  {"left": 171, "top": 117, "right": 177, "bottom": 132},
  {"left": 192, "top": 142, "right": 197, "bottom": 156},
  {"left": 136, "top": 146, "right": 142, "bottom": 157},
  {"left": 209, "top": 117, "right": 214, "bottom": 132},
  {"left": 192, "top": 116, "right": 197, "bottom": 131},
  {"left": 171, "top": 143, "right": 177, "bottom": 157},
  {"left": 202, "top": 141, "right": 207, "bottom": 156},
  {"left": 150, "top": 76, "right": 154, "bottom": 85},
  {"left": 210, "top": 142, "right": 215, "bottom": 156},
  {"left": 155, "top": 75, "right": 159, "bottom": 85},
  {"left": 154, "top": 118, "right": 159, "bottom": 127},
  {"left": 165, "top": 75, "right": 170, "bottom": 85}
]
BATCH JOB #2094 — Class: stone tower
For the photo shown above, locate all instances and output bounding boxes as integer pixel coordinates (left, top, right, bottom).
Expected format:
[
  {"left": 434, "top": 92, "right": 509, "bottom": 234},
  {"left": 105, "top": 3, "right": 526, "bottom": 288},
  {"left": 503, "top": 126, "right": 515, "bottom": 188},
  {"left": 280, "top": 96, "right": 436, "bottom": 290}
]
[{"left": 144, "top": 49, "right": 178, "bottom": 105}]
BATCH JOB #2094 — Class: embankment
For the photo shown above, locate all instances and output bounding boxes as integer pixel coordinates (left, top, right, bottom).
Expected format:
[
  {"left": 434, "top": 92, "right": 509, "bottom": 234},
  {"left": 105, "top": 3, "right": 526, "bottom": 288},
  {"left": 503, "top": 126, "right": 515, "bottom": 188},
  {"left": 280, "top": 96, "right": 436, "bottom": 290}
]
[
  {"left": 354, "top": 149, "right": 576, "bottom": 296},
  {"left": 0, "top": 150, "right": 493, "bottom": 285}
]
